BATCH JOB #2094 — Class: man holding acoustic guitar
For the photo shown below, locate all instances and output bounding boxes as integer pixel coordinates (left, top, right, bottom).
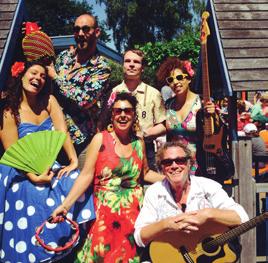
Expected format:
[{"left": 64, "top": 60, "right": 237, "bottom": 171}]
[{"left": 134, "top": 141, "right": 248, "bottom": 263}]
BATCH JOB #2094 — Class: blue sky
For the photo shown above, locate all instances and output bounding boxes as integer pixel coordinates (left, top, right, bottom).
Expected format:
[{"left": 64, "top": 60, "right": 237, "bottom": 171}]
[{"left": 90, "top": 1, "right": 116, "bottom": 50}]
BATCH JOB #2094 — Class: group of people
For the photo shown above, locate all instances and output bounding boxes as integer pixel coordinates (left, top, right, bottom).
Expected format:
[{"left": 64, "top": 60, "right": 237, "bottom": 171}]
[{"left": 0, "top": 13, "right": 249, "bottom": 263}]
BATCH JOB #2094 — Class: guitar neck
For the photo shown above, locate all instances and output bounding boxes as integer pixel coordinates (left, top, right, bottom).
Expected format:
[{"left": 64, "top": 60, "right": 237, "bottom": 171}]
[
  {"left": 201, "top": 44, "right": 214, "bottom": 135},
  {"left": 201, "top": 44, "right": 210, "bottom": 102},
  {"left": 212, "top": 213, "right": 268, "bottom": 246}
]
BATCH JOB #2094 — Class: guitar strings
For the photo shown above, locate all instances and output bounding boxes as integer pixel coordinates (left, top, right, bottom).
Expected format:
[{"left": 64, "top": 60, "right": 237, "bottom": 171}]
[{"left": 192, "top": 214, "right": 264, "bottom": 254}]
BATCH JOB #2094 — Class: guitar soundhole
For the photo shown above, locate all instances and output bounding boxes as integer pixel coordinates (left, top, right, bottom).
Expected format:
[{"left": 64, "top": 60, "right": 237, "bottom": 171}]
[{"left": 202, "top": 237, "right": 218, "bottom": 253}]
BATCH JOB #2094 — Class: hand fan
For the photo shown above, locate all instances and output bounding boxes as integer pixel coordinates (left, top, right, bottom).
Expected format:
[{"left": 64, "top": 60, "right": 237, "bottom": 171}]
[{"left": 0, "top": 130, "right": 66, "bottom": 174}]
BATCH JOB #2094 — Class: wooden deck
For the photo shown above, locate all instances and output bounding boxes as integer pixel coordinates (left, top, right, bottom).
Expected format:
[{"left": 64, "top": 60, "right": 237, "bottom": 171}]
[{"left": 0, "top": 0, "right": 18, "bottom": 59}]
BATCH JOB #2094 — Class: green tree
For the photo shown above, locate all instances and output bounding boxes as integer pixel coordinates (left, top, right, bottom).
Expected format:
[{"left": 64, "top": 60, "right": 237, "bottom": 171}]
[
  {"left": 135, "top": 28, "right": 201, "bottom": 87},
  {"left": 96, "top": 0, "right": 192, "bottom": 51},
  {"left": 25, "top": 0, "right": 110, "bottom": 42}
]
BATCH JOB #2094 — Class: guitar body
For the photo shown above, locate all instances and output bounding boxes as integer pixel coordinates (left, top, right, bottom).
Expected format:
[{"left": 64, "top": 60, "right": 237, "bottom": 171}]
[
  {"left": 149, "top": 231, "right": 240, "bottom": 263},
  {"left": 196, "top": 111, "right": 235, "bottom": 183},
  {"left": 150, "top": 211, "right": 268, "bottom": 263}
]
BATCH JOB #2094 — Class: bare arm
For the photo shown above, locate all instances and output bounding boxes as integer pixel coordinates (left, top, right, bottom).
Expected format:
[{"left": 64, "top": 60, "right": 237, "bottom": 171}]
[
  {"left": 1, "top": 109, "right": 19, "bottom": 149},
  {"left": 139, "top": 208, "right": 241, "bottom": 246},
  {"left": 52, "top": 133, "right": 102, "bottom": 217},
  {"left": 49, "top": 95, "right": 78, "bottom": 176},
  {"left": 140, "top": 212, "right": 199, "bottom": 246},
  {"left": 144, "top": 122, "right": 166, "bottom": 140},
  {"left": 193, "top": 208, "right": 242, "bottom": 227}
]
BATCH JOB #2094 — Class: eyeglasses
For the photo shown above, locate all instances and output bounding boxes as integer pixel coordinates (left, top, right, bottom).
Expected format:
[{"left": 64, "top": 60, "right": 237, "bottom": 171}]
[
  {"left": 73, "top": 25, "right": 94, "bottom": 34},
  {"left": 166, "top": 73, "right": 188, "bottom": 85},
  {"left": 160, "top": 156, "right": 189, "bottom": 167},
  {"left": 112, "top": 107, "right": 134, "bottom": 115}
]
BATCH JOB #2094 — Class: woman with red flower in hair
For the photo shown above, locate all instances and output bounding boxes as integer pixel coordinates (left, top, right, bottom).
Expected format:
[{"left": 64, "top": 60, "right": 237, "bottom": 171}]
[
  {"left": 52, "top": 92, "right": 164, "bottom": 262},
  {"left": 156, "top": 57, "right": 216, "bottom": 175},
  {"left": 0, "top": 61, "right": 95, "bottom": 263}
]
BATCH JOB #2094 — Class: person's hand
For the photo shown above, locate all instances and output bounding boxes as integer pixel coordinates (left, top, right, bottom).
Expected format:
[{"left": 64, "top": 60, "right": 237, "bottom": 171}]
[
  {"left": 189, "top": 209, "right": 211, "bottom": 226},
  {"left": 57, "top": 159, "right": 78, "bottom": 179},
  {"left": 46, "top": 62, "right": 57, "bottom": 79},
  {"left": 51, "top": 204, "right": 68, "bottom": 222},
  {"left": 163, "top": 212, "right": 199, "bottom": 234},
  {"left": 26, "top": 167, "right": 55, "bottom": 184},
  {"left": 204, "top": 101, "right": 216, "bottom": 115}
]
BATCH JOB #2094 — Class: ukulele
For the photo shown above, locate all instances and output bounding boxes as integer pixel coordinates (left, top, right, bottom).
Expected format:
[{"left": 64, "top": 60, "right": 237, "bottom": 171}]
[
  {"left": 196, "top": 11, "right": 234, "bottom": 182},
  {"left": 149, "top": 212, "right": 268, "bottom": 263}
]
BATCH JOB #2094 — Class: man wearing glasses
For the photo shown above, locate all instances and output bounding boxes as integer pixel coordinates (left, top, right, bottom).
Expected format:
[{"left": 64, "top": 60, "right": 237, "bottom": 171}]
[
  {"left": 134, "top": 141, "right": 248, "bottom": 259},
  {"left": 47, "top": 14, "right": 111, "bottom": 169},
  {"left": 112, "top": 49, "right": 166, "bottom": 171}
]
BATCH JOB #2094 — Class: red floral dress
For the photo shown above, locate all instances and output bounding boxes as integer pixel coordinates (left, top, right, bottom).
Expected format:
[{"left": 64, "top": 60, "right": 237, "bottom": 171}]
[{"left": 76, "top": 131, "right": 144, "bottom": 263}]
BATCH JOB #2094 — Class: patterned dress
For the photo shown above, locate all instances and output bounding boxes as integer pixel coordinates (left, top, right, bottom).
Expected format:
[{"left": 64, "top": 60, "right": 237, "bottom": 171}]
[
  {"left": 76, "top": 131, "right": 144, "bottom": 263},
  {"left": 165, "top": 96, "right": 201, "bottom": 174},
  {"left": 0, "top": 117, "right": 95, "bottom": 263}
]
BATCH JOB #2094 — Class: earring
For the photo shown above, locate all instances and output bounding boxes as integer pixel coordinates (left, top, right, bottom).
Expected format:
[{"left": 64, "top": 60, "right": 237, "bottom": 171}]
[
  {"left": 107, "top": 124, "right": 114, "bottom": 132},
  {"left": 133, "top": 122, "right": 140, "bottom": 132},
  {"left": 132, "top": 116, "right": 140, "bottom": 132}
]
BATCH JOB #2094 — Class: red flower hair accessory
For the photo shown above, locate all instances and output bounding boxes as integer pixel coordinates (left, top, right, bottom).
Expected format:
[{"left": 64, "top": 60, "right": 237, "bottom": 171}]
[
  {"left": 25, "top": 22, "right": 39, "bottom": 35},
  {"left": 183, "top": 60, "right": 195, "bottom": 77},
  {"left": 107, "top": 91, "right": 117, "bottom": 108},
  {"left": 11, "top": 62, "right": 25, "bottom": 77}
]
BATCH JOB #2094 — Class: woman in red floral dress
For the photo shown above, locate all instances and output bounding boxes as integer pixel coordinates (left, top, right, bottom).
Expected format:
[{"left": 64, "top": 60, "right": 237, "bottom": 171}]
[{"left": 52, "top": 92, "right": 164, "bottom": 262}]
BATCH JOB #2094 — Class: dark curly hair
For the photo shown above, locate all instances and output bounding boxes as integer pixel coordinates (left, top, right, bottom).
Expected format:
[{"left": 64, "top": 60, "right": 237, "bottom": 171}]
[
  {"left": 156, "top": 57, "right": 194, "bottom": 89},
  {"left": 4, "top": 61, "right": 51, "bottom": 121},
  {"left": 99, "top": 92, "right": 139, "bottom": 134}
]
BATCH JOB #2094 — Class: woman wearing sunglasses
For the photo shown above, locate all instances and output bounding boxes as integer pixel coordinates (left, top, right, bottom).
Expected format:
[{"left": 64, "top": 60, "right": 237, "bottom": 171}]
[
  {"left": 52, "top": 92, "right": 164, "bottom": 262},
  {"left": 156, "top": 57, "right": 215, "bottom": 175}
]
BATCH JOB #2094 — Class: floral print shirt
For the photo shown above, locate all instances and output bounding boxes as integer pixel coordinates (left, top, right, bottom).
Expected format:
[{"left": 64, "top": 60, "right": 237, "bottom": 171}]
[{"left": 54, "top": 49, "right": 111, "bottom": 146}]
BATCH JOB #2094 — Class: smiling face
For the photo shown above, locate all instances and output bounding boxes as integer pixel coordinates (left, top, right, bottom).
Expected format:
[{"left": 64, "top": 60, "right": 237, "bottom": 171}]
[
  {"left": 123, "top": 51, "right": 143, "bottom": 81},
  {"left": 167, "top": 68, "right": 191, "bottom": 97},
  {"left": 112, "top": 100, "right": 135, "bottom": 134},
  {"left": 161, "top": 146, "right": 190, "bottom": 189},
  {"left": 74, "top": 14, "right": 100, "bottom": 52},
  {"left": 22, "top": 65, "right": 46, "bottom": 96}
]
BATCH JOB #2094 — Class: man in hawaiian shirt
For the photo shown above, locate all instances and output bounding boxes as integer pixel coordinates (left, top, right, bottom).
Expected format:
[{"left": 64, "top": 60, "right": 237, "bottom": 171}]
[
  {"left": 47, "top": 14, "right": 111, "bottom": 169},
  {"left": 112, "top": 49, "right": 166, "bottom": 171}
]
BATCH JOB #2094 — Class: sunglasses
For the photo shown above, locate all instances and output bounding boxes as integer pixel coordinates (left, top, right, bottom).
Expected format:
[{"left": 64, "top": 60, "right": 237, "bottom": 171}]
[
  {"left": 161, "top": 156, "right": 189, "bottom": 167},
  {"left": 166, "top": 73, "right": 188, "bottom": 85},
  {"left": 112, "top": 107, "right": 134, "bottom": 115},
  {"left": 73, "top": 25, "right": 94, "bottom": 34}
]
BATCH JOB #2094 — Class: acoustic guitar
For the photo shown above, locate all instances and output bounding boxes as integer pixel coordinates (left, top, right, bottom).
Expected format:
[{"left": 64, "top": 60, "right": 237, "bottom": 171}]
[
  {"left": 149, "top": 212, "right": 268, "bottom": 263},
  {"left": 196, "top": 11, "right": 234, "bottom": 182}
]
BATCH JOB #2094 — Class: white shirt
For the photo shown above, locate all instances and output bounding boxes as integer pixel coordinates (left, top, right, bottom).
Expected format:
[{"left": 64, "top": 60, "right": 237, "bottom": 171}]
[{"left": 134, "top": 176, "right": 249, "bottom": 247}]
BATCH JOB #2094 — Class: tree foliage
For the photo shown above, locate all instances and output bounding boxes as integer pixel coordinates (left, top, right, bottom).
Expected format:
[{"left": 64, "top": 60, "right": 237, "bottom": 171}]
[
  {"left": 96, "top": 0, "right": 192, "bottom": 51},
  {"left": 135, "top": 28, "right": 201, "bottom": 87},
  {"left": 107, "top": 29, "right": 202, "bottom": 88},
  {"left": 24, "top": 0, "right": 110, "bottom": 42}
]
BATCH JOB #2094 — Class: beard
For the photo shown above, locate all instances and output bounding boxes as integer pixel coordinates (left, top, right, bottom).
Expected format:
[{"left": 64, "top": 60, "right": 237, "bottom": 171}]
[{"left": 75, "top": 35, "right": 95, "bottom": 52}]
